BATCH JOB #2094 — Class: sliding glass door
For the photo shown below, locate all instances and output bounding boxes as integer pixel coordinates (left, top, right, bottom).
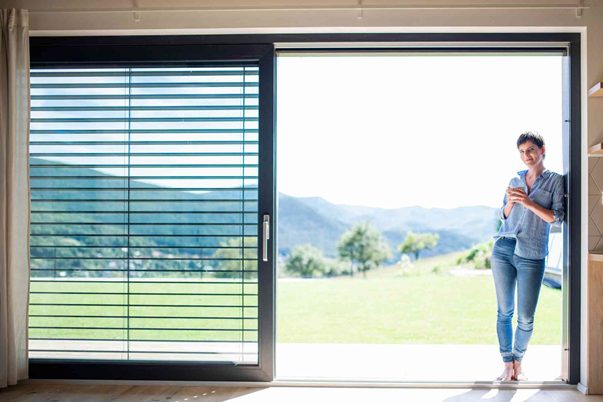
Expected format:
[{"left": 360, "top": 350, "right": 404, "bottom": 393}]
[
  {"left": 28, "top": 43, "right": 275, "bottom": 381},
  {"left": 28, "top": 33, "right": 580, "bottom": 384}
]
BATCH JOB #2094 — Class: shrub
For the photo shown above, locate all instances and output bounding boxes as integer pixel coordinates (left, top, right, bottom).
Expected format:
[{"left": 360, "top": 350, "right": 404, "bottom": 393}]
[
  {"left": 323, "top": 259, "right": 348, "bottom": 277},
  {"left": 456, "top": 240, "right": 494, "bottom": 269}
]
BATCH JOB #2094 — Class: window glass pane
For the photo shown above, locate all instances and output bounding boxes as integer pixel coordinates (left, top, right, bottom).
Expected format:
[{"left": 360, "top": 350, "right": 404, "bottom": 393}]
[{"left": 29, "top": 66, "right": 259, "bottom": 364}]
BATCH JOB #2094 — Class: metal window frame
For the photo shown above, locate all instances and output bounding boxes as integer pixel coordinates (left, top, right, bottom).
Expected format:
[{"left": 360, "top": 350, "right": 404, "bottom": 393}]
[
  {"left": 29, "top": 41, "right": 276, "bottom": 382},
  {"left": 29, "top": 32, "right": 581, "bottom": 384}
]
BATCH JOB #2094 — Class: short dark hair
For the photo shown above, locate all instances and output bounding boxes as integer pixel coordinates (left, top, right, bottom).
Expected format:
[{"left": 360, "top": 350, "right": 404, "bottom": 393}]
[{"left": 517, "top": 131, "right": 545, "bottom": 149}]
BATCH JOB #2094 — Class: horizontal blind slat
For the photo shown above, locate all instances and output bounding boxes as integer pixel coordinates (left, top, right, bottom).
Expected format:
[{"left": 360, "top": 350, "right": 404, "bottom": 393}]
[{"left": 29, "top": 65, "right": 260, "bottom": 364}]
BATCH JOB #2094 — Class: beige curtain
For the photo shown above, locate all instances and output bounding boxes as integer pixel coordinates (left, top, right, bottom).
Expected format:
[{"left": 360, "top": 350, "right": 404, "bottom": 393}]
[{"left": 0, "top": 9, "right": 30, "bottom": 388}]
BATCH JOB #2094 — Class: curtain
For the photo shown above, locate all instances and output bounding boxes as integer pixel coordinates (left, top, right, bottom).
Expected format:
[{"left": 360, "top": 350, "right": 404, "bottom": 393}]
[{"left": 0, "top": 8, "right": 30, "bottom": 388}]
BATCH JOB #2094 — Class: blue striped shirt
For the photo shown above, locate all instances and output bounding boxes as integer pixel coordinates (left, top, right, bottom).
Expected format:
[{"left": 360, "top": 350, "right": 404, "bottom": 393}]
[{"left": 493, "top": 169, "right": 565, "bottom": 260}]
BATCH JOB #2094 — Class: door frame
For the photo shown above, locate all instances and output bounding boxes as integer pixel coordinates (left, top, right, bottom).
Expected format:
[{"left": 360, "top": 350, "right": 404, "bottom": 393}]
[
  {"left": 28, "top": 40, "right": 276, "bottom": 382},
  {"left": 272, "top": 38, "right": 580, "bottom": 384},
  {"left": 30, "top": 32, "right": 581, "bottom": 384}
]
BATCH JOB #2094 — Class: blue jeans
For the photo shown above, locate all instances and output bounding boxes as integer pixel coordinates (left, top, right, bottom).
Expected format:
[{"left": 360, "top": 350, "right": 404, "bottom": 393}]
[{"left": 491, "top": 237, "right": 546, "bottom": 363}]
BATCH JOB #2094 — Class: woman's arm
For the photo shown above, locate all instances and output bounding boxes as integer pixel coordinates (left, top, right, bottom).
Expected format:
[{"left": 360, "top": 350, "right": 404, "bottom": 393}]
[
  {"left": 550, "top": 176, "right": 566, "bottom": 224},
  {"left": 507, "top": 188, "right": 555, "bottom": 223},
  {"left": 502, "top": 199, "right": 514, "bottom": 219},
  {"left": 524, "top": 199, "right": 555, "bottom": 223},
  {"left": 500, "top": 183, "right": 517, "bottom": 220}
]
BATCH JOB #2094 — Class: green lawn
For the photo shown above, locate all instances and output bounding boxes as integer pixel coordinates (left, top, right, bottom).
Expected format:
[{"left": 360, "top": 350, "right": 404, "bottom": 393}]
[
  {"left": 30, "top": 254, "right": 562, "bottom": 345},
  {"left": 29, "top": 281, "right": 259, "bottom": 342},
  {"left": 275, "top": 251, "right": 561, "bottom": 344},
  {"left": 277, "top": 274, "right": 561, "bottom": 344}
]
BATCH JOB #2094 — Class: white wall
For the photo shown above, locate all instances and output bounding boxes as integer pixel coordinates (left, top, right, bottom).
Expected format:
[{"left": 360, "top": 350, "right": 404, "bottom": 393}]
[{"left": 6, "top": 0, "right": 603, "bottom": 391}]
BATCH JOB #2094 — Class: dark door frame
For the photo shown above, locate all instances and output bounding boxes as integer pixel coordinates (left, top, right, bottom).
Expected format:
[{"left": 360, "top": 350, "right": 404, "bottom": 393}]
[
  {"left": 28, "top": 42, "right": 276, "bottom": 382},
  {"left": 30, "top": 32, "right": 581, "bottom": 384}
]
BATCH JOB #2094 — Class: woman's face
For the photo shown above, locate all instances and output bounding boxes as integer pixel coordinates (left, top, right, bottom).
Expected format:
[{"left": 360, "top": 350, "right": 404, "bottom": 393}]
[{"left": 518, "top": 140, "right": 545, "bottom": 168}]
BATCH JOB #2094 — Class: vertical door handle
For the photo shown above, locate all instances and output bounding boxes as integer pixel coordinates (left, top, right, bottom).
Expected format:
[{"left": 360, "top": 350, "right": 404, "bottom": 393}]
[{"left": 262, "top": 214, "right": 270, "bottom": 262}]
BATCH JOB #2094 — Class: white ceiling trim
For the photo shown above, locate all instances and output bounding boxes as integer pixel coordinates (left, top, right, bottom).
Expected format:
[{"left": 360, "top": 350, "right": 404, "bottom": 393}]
[{"left": 29, "top": 26, "right": 586, "bottom": 37}]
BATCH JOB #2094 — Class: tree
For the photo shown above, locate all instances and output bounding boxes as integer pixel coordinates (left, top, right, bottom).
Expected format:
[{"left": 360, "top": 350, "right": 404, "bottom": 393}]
[
  {"left": 398, "top": 232, "right": 439, "bottom": 260},
  {"left": 212, "top": 237, "right": 258, "bottom": 279},
  {"left": 337, "top": 222, "right": 392, "bottom": 278},
  {"left": 284, "top": 244, "right": 327, "bottom": 278}
]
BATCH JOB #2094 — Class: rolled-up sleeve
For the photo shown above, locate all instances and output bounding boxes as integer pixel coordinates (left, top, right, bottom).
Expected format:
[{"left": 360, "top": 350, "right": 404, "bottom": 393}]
[
  {"left": 552, "top": 175, "right": 566, "bottom": 225},
  {"left": 499, "top": 179, "right": 513, "bottom": 221},
  {"left": 499, "top": 192, "right": 508, "bottom": 220}
]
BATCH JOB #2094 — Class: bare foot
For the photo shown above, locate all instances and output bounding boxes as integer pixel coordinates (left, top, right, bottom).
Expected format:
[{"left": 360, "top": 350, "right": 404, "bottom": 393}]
[
  {"left": 512, "top": 360, "right": 528, "bottom": 381},
  {"left": 496, "top": 362, "right": 514, "bottom": 381}
]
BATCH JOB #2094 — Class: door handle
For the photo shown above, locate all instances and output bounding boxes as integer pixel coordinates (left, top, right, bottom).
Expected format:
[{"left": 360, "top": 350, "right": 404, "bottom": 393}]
[{"left": 262, "top": 214, "right": 270, "bottom": 262}]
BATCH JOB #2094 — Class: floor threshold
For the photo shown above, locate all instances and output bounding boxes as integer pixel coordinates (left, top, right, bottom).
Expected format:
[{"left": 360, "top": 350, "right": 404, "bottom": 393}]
[
  {"left": 26, "top": 378, "right": 574, "bottom": 390},
  {"left": 271, "top": 379, "right": 573, "bottom": 389}
]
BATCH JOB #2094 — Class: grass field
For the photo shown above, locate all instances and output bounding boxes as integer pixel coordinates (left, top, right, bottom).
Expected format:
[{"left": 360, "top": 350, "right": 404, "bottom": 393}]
[
  {"left": 277, "top": 274, "right": 561, "bottom": 344},
  {"left": 29, "top": 280, "right": 259, "bottom": 342},
  {"left": 276, "top": 251, "right": 561, "bottom": 344},
  {"left": 29, "top": 253, "right": 562, "bottom": 345}
]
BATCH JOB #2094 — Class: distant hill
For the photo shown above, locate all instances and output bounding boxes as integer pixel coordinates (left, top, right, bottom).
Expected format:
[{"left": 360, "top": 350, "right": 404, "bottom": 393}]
[
  {"left": 277, "top": 194, "right": 499, "bottom": 259},
  {"left": 30, "top": 158, "right": 499, "bottom": 265},
  {"left": 277, "top": 194, "right": 350, "bottom": 257}
]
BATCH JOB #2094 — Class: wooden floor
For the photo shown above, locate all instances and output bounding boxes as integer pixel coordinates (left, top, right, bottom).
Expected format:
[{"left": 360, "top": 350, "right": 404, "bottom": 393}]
[{"left": 3, "top": 383, "right": 603, "bottom": 402}]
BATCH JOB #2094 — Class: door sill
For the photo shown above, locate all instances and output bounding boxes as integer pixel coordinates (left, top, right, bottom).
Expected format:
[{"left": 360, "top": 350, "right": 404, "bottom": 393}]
[{"left": 26, "top": 378, "right": 573, "bottom": 389}]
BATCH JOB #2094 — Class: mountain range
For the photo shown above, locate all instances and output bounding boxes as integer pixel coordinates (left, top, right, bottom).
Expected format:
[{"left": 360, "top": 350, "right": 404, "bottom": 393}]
[
  {"left": 277, "top": 193, "right": 499, "bottom": 259},
  {"left": 30, "top": 157, "right": 499, "bottom": 262}
]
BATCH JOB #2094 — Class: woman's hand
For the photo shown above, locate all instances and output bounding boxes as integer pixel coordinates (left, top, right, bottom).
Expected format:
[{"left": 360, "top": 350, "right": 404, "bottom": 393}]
[
  {"left": 507, "top": 186, "right": 555, "bottom": 223},
  {"left": 507, "top": 187, "right": 534, "bottom": 208},
  {"left": 505, "top": 187, "right": 516, "bottom": 205}
]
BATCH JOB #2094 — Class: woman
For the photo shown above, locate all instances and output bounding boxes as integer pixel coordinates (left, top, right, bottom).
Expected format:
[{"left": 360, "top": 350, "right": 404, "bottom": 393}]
[{"left": 492, "top": 131, "right": 565, "bottom": 381}]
